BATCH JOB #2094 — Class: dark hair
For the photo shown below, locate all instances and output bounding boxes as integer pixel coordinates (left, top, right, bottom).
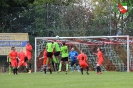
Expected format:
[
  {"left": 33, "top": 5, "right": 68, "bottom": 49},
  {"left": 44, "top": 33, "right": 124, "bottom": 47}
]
[
  {"left": 81, "top": 49, "right": 85, "bottom": 52},
  {"left": 43, "top": 47, "right": 46, "bottom": 49},
  {"left": 98, "top": 47, "right": 102, "bottom": 51},
  {"left": 11, "top": 46, "right": 15, "bottom": 50},
  {"left": 63, "top": 42, "right": 66, "bottom": 45}
]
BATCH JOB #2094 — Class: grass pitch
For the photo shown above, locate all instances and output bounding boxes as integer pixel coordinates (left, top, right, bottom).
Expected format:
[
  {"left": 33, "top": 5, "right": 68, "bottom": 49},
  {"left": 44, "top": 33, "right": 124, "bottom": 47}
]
[{"left": 0, "top": 71, "right": 133, "bottom": 88}]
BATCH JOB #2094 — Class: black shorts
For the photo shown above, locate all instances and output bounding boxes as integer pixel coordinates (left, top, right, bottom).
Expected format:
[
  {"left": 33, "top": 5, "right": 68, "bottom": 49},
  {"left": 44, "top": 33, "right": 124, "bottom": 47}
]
[
  {"left": 54, "top": 51, "right": 60, "bottom": 56},
  {"left": 61, "top": 57, "right": 68, "bottom": 61},
  {"left": 24, "top": 57, "right": 28, "bottom": 62},
  {"left": 47, "top": 52, "right": 53, "bottom": 58}
]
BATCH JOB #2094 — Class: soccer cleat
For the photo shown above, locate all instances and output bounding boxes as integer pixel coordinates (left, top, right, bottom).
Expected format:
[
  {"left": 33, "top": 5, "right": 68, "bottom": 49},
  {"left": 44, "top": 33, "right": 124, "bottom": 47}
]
[
  {"left": 66, "top": 71, "right": 67, "bottom": 74},
  {"left": 97, "top": 72, "right": 101, "bottom": 75},
  {"left": 28, "top": 70, "right": 31, "bottom": 73},
  {"left": 50, "top": 71, "right": 52, "bottom": 74},
  {"left": 58, "top": 70, "right": 61, "bottom": 73},
  {"left": 99, "top": 72, "right": 102, "bottom": 74},
  {"left": 86, "top": 72, "right": 89, "bottom": 75}
]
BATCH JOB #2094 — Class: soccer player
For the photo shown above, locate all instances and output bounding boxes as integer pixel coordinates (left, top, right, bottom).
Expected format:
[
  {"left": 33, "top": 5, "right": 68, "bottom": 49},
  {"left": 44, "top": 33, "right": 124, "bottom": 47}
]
[
  {"left": 7, "top": 49, "right": 12, "bottom": 74},
  {"left": 94, "top": 47, "right": 104, "bottom": 74},
  {"left": 58, "top": 42, "right": 69, "bottom": 74},
  {"left": 46, "top": 40, "right": 53, "bottom": 73},
  {"left": 77, "top": 50, "right": 89, "bottom": 75},
  {"left": 39, "top": 47, "right": 52, "bottom": 74},
  {"left": 17, "top": 49, "right": 28, "bottom": 72},
  {"left": 9, "top": 47, "right": 18, "bottom": 75},
  {"left": 69, "top": 47, "right": 80, "bottom": 72},
  {"left": 25, "top": 41, "right": 33, "bottom": 73},
  {"left": 53, "top": 40, "right": 60, "bottom": 71}
]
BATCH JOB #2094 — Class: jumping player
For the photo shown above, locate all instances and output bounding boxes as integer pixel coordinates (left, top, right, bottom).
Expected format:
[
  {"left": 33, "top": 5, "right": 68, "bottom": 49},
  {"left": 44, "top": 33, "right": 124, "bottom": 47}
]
[
  {"left": 40, "top": 47, "right": 51, "bottom": 74},
  {"left": 46, "top": 40, "right": 53, "bottom": 73},
  {"left": 77, "top": 50, "right": 89, "bottom": 75},
  {"left": 58, "top": 42, "right": 69, "bottom": 74},
  {"left": 69, "top": 47, "right": 80, "bottom": 72},
  {"left": 25, "top": 41, "right": 33, "bottom": 73},
  {"left": 53, "top": 40, "right": 60, "bottom": 71},
  {"left": 9, "top": 47, "right": 18, "bottom": 75},
  {"left": 94, "top": 47, "right": 104, "bottom": 74},
  {"left": 17, "top": 49, "right": 28, "bottom": 72}
]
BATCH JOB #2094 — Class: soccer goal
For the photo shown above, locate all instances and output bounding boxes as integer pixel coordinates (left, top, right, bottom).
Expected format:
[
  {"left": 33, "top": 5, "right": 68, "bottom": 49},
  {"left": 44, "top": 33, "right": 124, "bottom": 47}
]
[{"left": 34, "top": 35, "right": 132, "bottom": 73}]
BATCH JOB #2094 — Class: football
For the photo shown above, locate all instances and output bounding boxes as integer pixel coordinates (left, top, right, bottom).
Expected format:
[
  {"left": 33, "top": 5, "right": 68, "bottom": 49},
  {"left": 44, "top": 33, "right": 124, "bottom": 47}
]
[{"left": 56, "top": 35, "right": 59, "bottom": 39}]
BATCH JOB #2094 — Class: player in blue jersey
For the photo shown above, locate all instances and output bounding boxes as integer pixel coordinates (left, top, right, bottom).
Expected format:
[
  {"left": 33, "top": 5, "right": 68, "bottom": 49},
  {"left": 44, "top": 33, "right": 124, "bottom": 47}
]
[{"left": 69, "top": 47, "right": 80, "bottom": 72}]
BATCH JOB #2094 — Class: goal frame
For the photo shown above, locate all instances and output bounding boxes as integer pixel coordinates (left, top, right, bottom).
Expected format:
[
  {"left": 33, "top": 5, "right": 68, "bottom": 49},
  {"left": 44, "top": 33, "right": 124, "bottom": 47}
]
[{"left": 34, "top": 35, "right": 130, "bottom": 73}]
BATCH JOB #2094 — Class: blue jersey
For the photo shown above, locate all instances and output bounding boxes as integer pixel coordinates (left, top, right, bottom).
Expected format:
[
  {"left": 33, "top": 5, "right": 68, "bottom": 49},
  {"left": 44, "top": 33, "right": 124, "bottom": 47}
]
[{"left": 69, "top": 51, "right": 78, "bottom": 61}]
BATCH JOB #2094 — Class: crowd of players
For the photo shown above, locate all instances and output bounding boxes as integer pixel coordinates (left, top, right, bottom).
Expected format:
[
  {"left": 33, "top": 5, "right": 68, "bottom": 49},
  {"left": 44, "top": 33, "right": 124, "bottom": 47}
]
[
  {"left": 7, "top": 41, "right": 33, "bottom": 75},
  {"left": 6, "top": 40, "right": 104, "bottom": 75},
  {"left": 39, "top": 40, "right": 104, "bottom": 75}
]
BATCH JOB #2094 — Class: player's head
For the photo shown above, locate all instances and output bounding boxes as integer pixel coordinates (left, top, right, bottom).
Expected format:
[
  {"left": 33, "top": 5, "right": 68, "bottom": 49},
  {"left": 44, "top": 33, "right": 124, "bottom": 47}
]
[
  {"left": 27, "top": 41, "right": 30, "bottom": 45},
  {"left": 11, "top": 47, "right": 13, "bottom": 50},
  {"left": 97, "top": 47, "right": 101, "bottom": 51},
  {"left": 11, "top": 46, "right": 15, "bottom": 51},
  {"left": 71, "top": 47, "right": 75, "bottom": 51},
  {"left": 43, "top": 47, "right": 46, "bottom": 50},
  {"left": 62, "top": 42, "right": 66, "bottom": 46},
  {"left": 81, "top": 49, "right": 85, "bottom": 53}
]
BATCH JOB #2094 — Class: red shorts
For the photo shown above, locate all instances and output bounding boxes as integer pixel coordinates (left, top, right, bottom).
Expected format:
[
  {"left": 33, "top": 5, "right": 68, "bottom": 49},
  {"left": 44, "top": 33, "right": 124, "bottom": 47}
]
[
  {"left": 79, "top": 62, "right": 88, "bottom": 68},
  {"left": 98, "top": 60, "right": 103, "bottom": 66},
  {"left": 43, "top": 58, "right": 50, "bottom": 66},
  {"left": 18, "top": 61, "right": 27, "bottom": 66},
  {"left": 11, "top": 60, "right": 18, "bottom": 67}
]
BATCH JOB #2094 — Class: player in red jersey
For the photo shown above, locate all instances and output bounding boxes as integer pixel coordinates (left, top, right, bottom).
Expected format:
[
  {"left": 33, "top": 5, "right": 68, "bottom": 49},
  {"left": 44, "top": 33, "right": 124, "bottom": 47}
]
[
  {"left": 77, "top": 50, "right": 89, "bottom": 75},
  {"left": 9, "top": 47, "right": 18, "bottom": 75},
  {"left": 39, "top": 47, "right": 51, "bottom": 74},
  {"left": 25, "top": 41, "right": 33, "bottom": 73},
  {"left": 94, "top": 47, "right": 104, "bottom": 74},
  {"left": 17, "top": 49, "right": 28, "bottom": 72}
]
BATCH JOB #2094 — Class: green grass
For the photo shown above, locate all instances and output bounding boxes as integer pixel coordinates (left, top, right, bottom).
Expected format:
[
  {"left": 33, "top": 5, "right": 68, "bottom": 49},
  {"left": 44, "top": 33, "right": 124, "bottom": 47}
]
[{"left": 0, "top": 71, "right": 133, "bottom": 88}]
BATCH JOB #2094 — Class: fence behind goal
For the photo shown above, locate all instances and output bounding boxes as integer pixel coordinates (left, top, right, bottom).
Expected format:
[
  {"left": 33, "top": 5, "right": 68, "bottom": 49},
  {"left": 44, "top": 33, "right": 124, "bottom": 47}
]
[{"left": 35, "top": 36, "right": 132, "bottom": 73}]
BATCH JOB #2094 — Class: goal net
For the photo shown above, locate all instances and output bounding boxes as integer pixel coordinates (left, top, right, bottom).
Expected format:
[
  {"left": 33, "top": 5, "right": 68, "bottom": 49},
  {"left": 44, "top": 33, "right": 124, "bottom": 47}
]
[{"left": 34, "top": 36, "right": 132, "bottom": 73}]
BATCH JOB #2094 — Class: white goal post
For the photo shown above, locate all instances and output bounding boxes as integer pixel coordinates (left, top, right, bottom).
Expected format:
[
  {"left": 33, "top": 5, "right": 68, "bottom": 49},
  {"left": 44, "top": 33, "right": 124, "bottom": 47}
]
[{"left": 34, "top": 35, "right": 130, "bottom": 73}]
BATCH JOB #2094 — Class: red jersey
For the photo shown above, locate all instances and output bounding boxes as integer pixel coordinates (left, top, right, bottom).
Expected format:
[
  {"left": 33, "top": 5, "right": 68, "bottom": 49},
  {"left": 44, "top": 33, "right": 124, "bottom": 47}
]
[
  {"left": 77, "top": 53, "right": 87, "bottom": 63},
  {"left": 43, "top": 50, "right": 47, "bottom": 59},
  {"left": 43, "top": 50, "right": 49, "bottom": 65},
  {"left": 77, "top": 53, "right": 88, "bottom": 68},
  {"left": 26, "top": 44, "right": 32, "bottom": 60},
  {"left": 18, "top": 51, "right": 25, "bottom": 61},
  {"left": 26, "top": 44, "right": 32, "bottom": 55},
  {"left": 97, "top": 51, "right": 103, "bottom": 62},
  {"left": 9, "top": 51, "right": 18, "bottom": 60}
]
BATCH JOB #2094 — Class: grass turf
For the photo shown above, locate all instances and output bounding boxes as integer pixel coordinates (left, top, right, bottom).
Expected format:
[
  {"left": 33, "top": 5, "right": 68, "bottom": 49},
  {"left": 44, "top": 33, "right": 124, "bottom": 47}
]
[{"left": 0, "top": 71, "right": 133, "bottom": 88}]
